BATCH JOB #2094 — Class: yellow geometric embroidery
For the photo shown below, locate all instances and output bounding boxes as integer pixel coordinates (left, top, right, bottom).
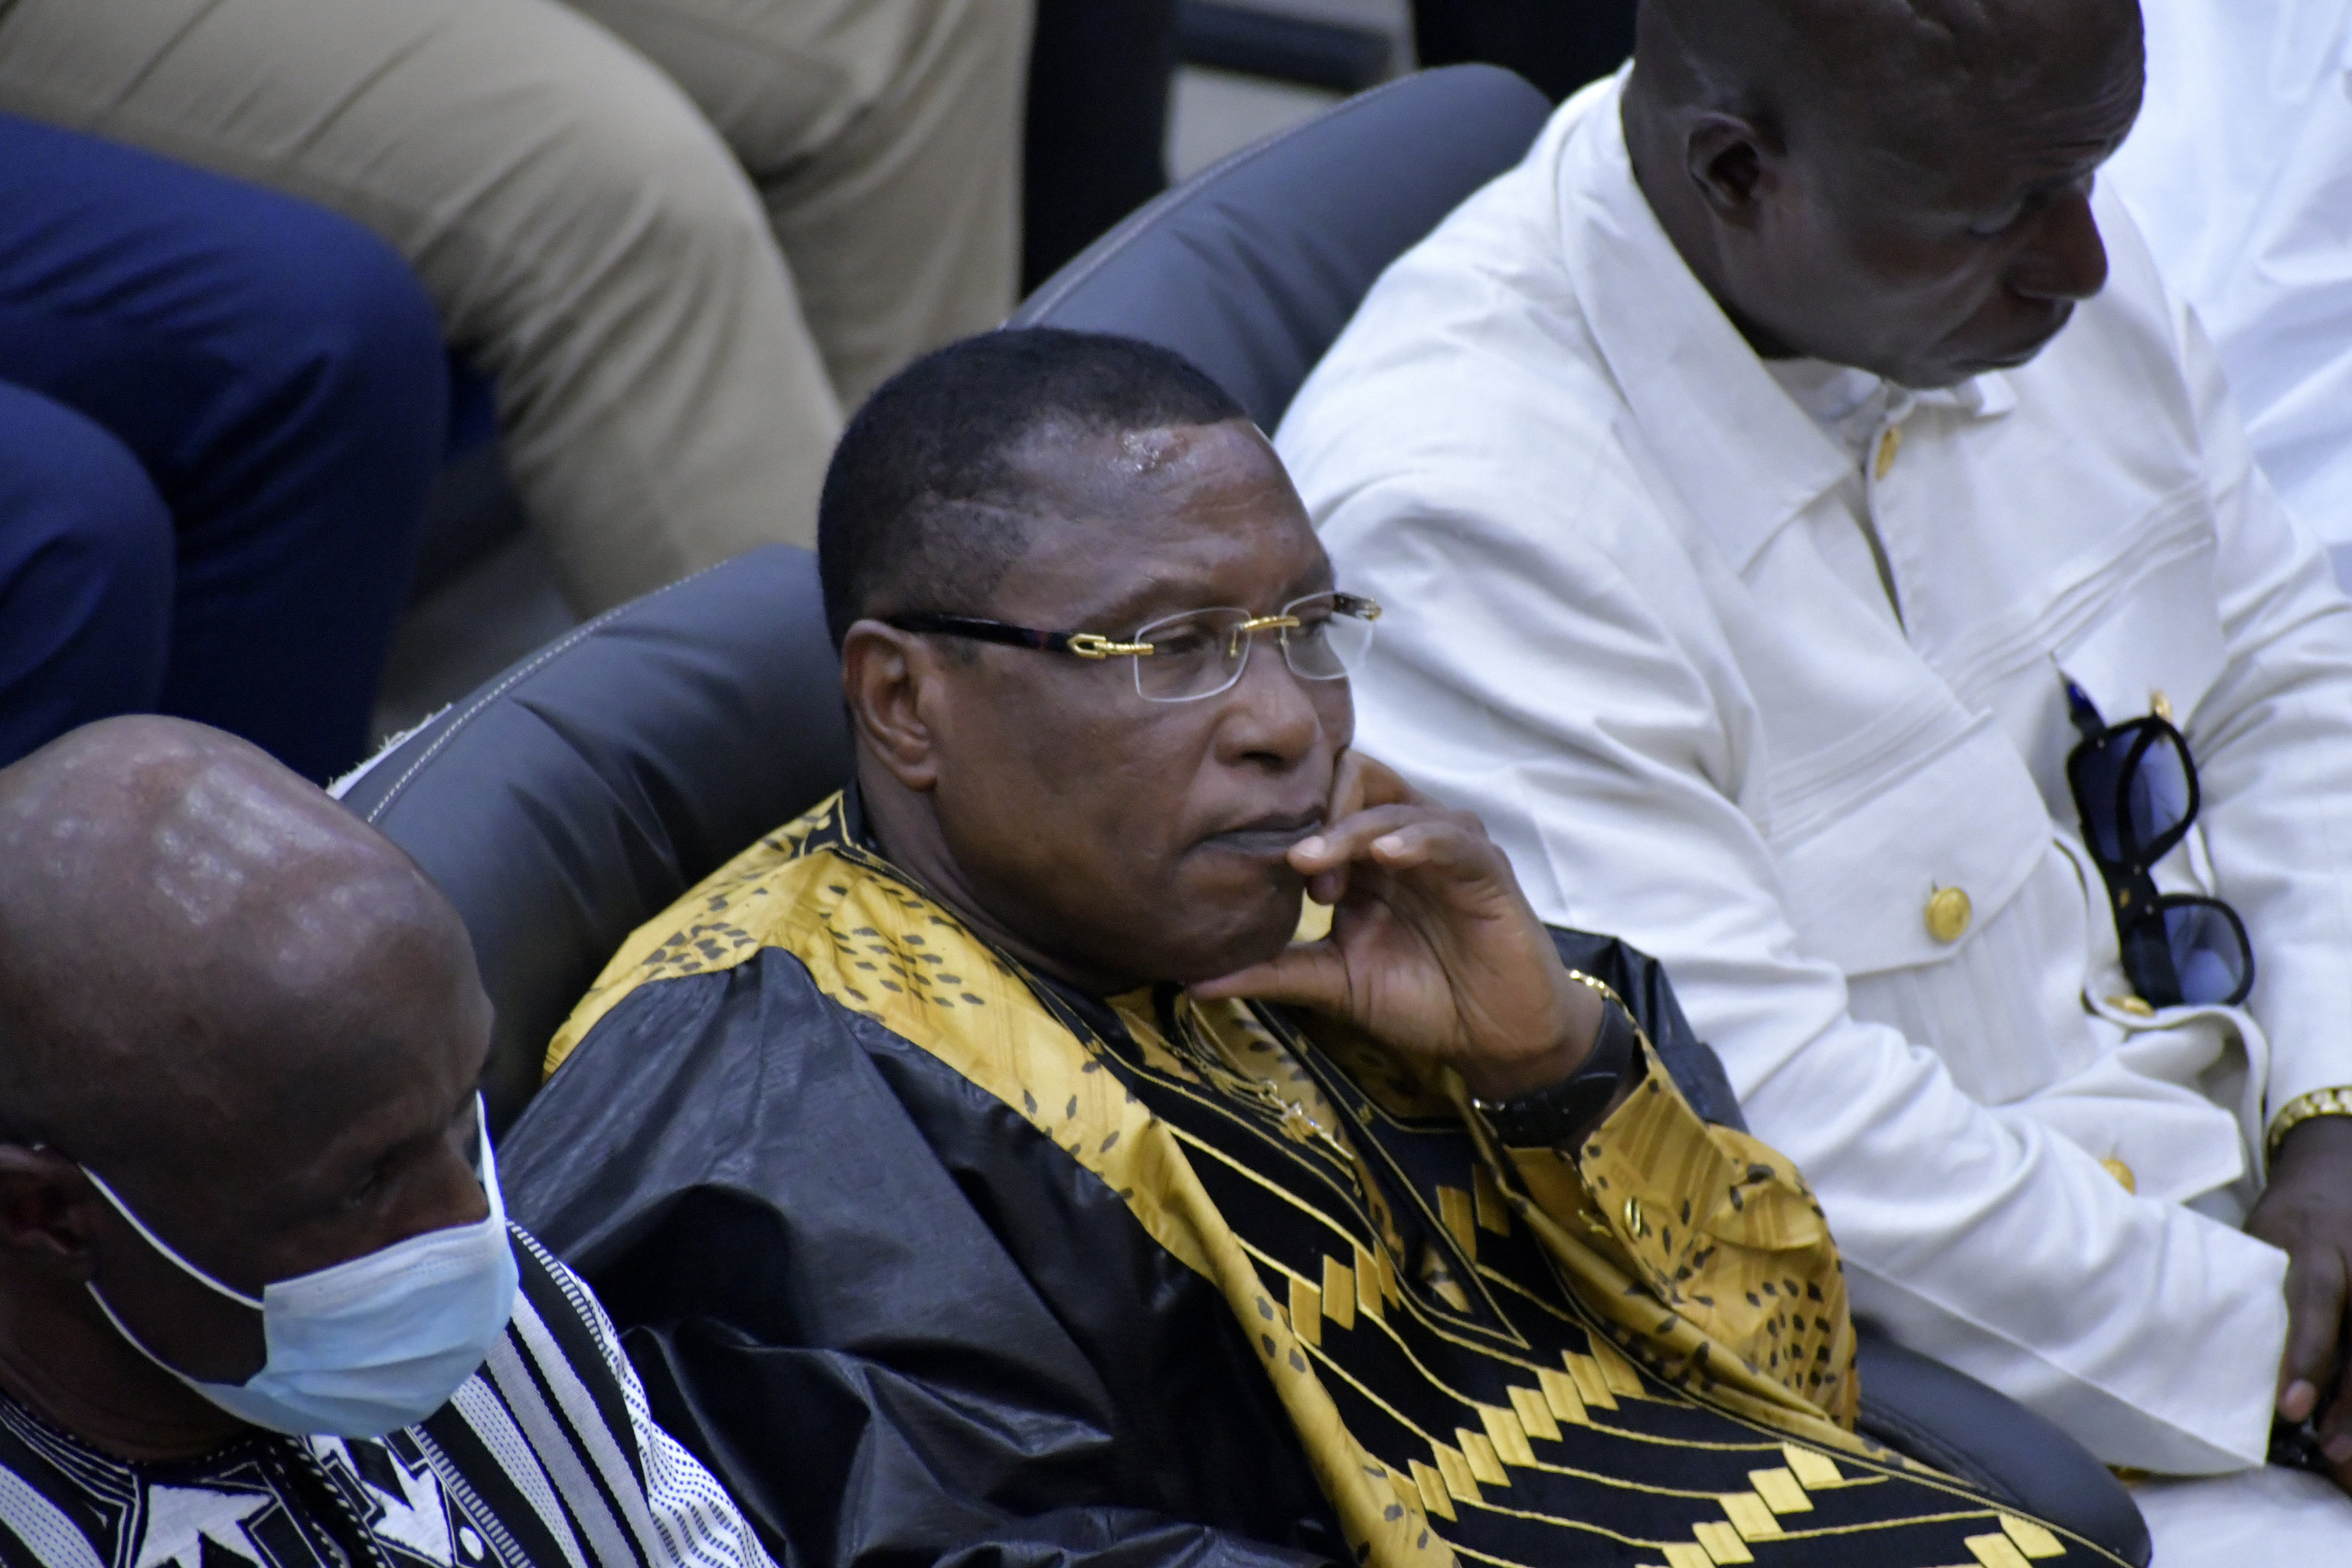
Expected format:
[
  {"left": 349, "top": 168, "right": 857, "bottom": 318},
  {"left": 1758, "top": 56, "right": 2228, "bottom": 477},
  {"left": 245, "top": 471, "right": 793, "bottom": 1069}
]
[
  {"left": 1354, "top": 1241, "right": 1385, "bottom": 1323},
  {"left": 1408, "top": 1460, "right": 1455, "bottom": 1521},
  {"left": 1472, "top": 1165, "right": 1512, "bottom": 1234},
  {"left": 1321, "top": 1255, "right": 1357, "bottom": 1331},
  {"left": 1475, "top": 1403, "right": 1536, "bottom": 1468},
  {"left": 2001, "top": 1514, "right": 2069, "bottom": 1559},
  {"left": 1717, "top": 1491, "right": 1782, "bottom": 1540},
  {"left": 1508, "top": 1384, "right": 1561, "bottom": 1443},
  {"left": 1436, "top": 1185, "right": 1478, "bottom": 1258},
  {"left": 1591, "top": 1337, "right": 1651, "bottom": 1400},
  {"left": 1782, "top": 1443, "right": 1848, "bottom": 1489},
  {"left": 1746, "top": 1466, "right": 1813, "bottom": 1515},
  {"left": 1691, "top": 1520, "right": 1755, "bottom": 1563},
  {"left": 547, "top": 796, "right": 2103, "bottom": 1568},
  {"left": 1289, "top": 1274, "right": 1323, "bottom": 1348},
  {"left": 1536, "top": 1366, "right": 1589, "bottom": 1426},
  {"left": 1429, "top": 1441, "right": 1481, "bottom": 1504},
  {"left": 1455, "top": 1428, "right": 1509, "bottom": 1487},
  {"left": 1564, "top": 1351, "right": 1619, "bottom": 1411},
  {"left": 1967, "top": 1534, "right": 2036, "bottom": 1568}
]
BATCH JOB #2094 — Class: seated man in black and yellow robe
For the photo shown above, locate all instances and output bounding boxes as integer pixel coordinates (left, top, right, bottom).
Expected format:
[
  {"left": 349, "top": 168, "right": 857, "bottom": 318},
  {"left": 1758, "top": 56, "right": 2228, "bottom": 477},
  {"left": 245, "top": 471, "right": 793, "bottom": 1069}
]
[{"left": 498, "top": 328, "right": 2127, "bottom": 1568}]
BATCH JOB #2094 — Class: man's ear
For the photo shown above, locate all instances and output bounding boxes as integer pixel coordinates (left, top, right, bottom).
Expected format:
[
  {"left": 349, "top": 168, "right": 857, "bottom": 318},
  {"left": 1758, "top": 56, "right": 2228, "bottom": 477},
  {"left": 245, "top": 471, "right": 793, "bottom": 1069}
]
[
  {"left": 841, "top": 621, "right": 946, "bottom": 793},
  {"left": 1684, "top": 113, "right": 1781, "bottom": 228},
  {"left": 0, "top": 1146, "right": 101, "bottom": 1279}
]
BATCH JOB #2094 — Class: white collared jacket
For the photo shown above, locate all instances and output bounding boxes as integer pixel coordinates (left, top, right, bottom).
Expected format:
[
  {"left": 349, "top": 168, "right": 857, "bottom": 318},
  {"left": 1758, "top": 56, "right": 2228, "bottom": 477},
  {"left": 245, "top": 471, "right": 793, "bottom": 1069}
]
[{"left": 1278, "top": 74, "right": 2352, "bottom": 1474}]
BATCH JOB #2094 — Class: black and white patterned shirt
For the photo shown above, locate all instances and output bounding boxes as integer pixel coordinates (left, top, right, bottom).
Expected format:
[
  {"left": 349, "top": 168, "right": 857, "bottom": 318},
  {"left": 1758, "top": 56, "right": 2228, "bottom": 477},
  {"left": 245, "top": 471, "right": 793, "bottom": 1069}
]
[{"left": 0, "top": 1230, "right": 772, "bottom": 1568}]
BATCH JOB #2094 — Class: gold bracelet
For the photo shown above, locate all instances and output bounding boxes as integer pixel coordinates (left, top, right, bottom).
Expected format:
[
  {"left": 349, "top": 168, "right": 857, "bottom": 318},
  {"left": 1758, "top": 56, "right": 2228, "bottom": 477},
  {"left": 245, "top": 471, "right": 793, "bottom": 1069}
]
[{"left": 2267, "top": 1086, "right": 2352, "bottom": 1158}]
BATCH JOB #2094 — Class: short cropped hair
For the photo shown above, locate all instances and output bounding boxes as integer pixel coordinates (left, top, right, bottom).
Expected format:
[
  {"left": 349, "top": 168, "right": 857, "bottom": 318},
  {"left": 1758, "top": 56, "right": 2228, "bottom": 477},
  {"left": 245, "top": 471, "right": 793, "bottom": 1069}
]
[{"left": 818, "top": 328, "right": 1246, "bottom": 648}]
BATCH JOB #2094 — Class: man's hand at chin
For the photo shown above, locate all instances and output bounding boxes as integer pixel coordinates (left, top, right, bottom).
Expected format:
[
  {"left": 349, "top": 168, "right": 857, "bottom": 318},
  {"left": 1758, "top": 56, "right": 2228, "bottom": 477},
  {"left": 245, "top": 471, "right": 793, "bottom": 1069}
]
[
  {"left": 1187, "top": 751, "right": 1602, "bottom": 1102},
  {"left": 2250, "top": 1116, "right": 2352, "bottom": 1494}
]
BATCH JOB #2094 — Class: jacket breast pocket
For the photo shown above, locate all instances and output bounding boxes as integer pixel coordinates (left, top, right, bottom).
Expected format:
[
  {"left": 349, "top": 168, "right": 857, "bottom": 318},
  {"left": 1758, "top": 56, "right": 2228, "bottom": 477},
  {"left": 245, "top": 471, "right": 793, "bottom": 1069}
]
[{"left": 1767, "top": 714, "right": 2054, "bottom": 978}]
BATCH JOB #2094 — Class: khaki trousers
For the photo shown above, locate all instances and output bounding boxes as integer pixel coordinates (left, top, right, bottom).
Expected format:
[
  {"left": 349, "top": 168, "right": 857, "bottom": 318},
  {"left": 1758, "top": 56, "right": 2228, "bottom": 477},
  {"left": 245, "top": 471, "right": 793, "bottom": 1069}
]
[{"left": 0, "top": 0, "right": 1029, "bottom": 612}]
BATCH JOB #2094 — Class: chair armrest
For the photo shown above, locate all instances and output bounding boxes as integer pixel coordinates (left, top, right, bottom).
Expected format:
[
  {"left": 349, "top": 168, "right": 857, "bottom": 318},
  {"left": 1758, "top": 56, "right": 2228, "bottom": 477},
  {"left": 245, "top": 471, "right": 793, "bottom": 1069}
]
[{"left": 1856, "top": 1324, "right": 2151, "bottom": 1566}]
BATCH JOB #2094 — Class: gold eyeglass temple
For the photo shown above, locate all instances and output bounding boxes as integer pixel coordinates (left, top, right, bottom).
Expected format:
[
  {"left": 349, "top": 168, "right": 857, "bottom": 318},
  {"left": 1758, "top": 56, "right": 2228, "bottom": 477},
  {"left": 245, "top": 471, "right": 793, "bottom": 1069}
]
[
  {"left": 1067, "top": 613, "right": 1305, "bottom": 662},
  {"left": 1066, "top": 633, "right": 1157, "bottom": 659}
]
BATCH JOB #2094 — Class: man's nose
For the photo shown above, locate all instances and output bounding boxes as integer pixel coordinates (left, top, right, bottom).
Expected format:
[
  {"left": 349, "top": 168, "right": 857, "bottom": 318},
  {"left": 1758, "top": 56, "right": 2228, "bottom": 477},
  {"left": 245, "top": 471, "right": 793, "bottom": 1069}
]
[
  {"left": 2008, "top": 182, "right": 2109, "bottom": 303},
  {"left": 1217, "top": 634, "right": 1324, "bottom": 766}
]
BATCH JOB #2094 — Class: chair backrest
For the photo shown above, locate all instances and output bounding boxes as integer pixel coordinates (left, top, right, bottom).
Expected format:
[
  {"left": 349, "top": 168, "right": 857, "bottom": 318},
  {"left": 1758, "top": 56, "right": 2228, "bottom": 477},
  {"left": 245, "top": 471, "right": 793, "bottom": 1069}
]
[
  {"left": 338, "top": 547, "right": 851, "bottom": 1129},
  {"left": 1013, "top": 63, "right": 1552, "bottom": 427}
]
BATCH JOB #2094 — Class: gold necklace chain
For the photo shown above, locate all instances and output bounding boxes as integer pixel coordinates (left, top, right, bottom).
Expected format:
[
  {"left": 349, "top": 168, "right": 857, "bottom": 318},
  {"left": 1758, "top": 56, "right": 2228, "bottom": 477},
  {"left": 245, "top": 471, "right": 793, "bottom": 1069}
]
[{"left": 1162, "top": 998, "right": 1359, "bottom": 1165}]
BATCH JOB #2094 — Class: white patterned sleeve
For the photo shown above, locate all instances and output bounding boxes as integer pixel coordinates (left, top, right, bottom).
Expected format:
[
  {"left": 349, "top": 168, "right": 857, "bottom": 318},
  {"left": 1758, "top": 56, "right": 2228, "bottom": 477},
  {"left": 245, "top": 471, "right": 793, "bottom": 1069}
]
[{"left": 557, "top": 1258, "right": 779, "bottom": 1568}]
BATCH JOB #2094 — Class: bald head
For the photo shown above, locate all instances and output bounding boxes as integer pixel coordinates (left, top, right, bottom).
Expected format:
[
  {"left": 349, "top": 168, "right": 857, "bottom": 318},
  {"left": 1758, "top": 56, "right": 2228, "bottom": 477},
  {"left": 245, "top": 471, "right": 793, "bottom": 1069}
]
[
  {"left": 1639, "top": 0, "right": 2141, "bottom": 147},
  {"left": 0, "top": 718, "right": 477, "bottom": 1171},
  {"left": 1624, "top": 0, "right": 2144, "bottom": 387},
  {"left": 0, "top": 720, "right": 496, "bottom": 1452}
]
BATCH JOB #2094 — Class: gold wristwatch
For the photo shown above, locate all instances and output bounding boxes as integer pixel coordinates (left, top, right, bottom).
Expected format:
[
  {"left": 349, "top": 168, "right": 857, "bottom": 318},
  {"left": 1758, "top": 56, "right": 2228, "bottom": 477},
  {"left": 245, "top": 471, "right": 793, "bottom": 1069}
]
[{"left": 2267, "top": 1086, "right": 2352, "bottom": 1158}]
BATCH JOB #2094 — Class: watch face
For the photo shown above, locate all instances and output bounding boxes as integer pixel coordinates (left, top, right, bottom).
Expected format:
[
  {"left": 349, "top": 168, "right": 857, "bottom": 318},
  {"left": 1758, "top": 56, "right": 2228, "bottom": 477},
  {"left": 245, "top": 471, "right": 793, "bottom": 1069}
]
[{"left": 1511, "top": 1080, "right": 1610, "bottom": 1142}]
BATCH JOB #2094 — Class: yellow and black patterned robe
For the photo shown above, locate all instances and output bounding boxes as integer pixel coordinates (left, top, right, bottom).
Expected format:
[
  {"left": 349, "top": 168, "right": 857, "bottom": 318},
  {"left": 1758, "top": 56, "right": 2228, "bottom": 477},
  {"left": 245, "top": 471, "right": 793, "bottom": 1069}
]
[{"left": 501, "top": 795, "right": 2125, "bottom": 1568}]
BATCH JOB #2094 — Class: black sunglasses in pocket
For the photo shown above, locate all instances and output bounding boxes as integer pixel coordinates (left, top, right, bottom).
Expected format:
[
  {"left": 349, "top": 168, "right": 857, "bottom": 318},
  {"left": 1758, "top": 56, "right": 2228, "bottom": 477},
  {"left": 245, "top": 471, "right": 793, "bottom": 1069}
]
[{"left": 2065, "top": 681, "right": 2253, "bottom": 1008}]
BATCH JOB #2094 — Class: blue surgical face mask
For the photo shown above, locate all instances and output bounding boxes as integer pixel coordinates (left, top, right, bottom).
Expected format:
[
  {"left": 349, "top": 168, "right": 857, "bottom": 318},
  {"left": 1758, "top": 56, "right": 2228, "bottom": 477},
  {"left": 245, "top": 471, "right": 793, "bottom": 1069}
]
[{"left": 79, "top": 1103, "right": 519, "bottom": 1439}]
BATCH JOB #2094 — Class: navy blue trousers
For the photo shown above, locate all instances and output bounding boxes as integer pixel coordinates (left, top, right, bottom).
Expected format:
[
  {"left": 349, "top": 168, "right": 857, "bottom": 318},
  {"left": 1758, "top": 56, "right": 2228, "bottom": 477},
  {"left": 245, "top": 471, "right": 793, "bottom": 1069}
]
[{"left": 0, "top": 114, "right": 448, "bottom": 782}]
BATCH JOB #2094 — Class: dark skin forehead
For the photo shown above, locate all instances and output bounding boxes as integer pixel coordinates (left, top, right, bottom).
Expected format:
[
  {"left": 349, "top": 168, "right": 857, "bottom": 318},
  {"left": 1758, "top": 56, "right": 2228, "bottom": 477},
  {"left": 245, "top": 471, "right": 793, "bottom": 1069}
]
[
  {"left": 988, "top": 417, "right": 1334, "bottom": 625},
  {"left": 1815, "top": 7, "right": 2145, "bottom": 217},
  {"left": 1648, "top": 0, "right": 2145, "bottom": 198},
  {"left": 0, "top": 719, "right": 480, "bottom": 1212}
]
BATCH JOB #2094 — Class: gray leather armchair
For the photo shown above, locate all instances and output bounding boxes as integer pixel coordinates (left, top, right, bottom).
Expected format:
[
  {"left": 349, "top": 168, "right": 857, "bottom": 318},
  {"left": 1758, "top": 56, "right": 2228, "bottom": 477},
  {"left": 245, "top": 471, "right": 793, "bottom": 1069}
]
[
  {"left": 341, "top": 65, "right": 2148, "bottom": 1565},
  {"left": 1010, "top": 63, "right": 1550, "bottom": 429}
]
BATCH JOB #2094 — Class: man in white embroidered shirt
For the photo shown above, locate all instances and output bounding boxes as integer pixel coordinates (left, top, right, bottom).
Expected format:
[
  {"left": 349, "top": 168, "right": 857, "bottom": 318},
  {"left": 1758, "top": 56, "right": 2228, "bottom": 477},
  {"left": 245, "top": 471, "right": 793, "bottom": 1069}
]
[{"left": 1277, "top": 0, "right": 2352, "bottom": 1553}]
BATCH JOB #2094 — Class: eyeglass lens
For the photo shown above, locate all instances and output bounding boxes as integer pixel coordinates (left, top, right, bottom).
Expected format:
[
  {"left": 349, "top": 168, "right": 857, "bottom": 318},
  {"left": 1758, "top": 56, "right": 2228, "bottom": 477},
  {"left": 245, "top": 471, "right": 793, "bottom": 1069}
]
[
  {"left": 2161, "top": 899, "right": 2250, "bottom": 1005},
  {"left": 2122, "top": 897, "right": 2252, "bottom": 1007},
  {"left": 2079, "top": 724, "right": 2194, "bottom": 865},
  {"left": 2124, "top": 730, "right": 2193, "bottom": 861},
  {"left": 1128, "top": 594, "right": 1377, "bottom": 703}
]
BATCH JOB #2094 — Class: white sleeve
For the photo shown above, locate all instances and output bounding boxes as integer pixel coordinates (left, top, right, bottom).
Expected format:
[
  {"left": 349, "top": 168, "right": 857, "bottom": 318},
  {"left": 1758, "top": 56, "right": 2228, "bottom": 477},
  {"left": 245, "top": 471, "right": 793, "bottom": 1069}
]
[
  {"left": 2169, "top": 283, "right": 2352, "bottom": 1119},
  {"left": 1316, "top": 452, "right": 2286, "bottom": 1474}
]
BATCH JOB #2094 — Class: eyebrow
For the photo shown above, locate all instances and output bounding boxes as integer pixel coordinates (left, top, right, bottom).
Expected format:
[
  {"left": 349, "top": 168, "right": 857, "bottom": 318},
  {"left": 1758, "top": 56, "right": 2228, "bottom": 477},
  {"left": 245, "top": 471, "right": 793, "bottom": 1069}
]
[
  {"left": 1077, "top": 561, "right": 1338, "bottom": 631},
  {"left": 358, "top": 1083, "right": 480, "bottom": 1186},
  {"left": 1968, "top": 147, "right": 2111, "bottom": 226}
]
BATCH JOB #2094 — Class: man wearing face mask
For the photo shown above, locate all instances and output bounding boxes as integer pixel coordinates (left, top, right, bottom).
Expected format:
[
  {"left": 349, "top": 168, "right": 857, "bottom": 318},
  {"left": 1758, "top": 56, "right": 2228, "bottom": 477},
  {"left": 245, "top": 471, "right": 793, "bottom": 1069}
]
[
  {"left": 0, "top": 716, "right": 775, "bottom": 1568},
  {"left": 1276, "top": 0, "right": 2352, "bottom": 1552},
  {"left": 500, "top": 330, "right": 2132, "bottom": 1568}
]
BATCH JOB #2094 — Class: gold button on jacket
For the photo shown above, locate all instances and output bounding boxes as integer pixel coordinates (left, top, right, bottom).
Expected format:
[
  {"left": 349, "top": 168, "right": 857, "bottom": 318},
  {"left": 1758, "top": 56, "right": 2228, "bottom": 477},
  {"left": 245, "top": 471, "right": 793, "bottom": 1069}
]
[{"left": 1926, "top": 886, "right": 1972, "bottom": 944}]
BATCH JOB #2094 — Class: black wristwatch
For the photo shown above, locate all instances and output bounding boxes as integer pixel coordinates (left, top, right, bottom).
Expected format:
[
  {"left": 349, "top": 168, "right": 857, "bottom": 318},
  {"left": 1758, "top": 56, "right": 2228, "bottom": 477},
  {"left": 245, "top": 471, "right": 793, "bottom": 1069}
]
[{"left": 1471, "top": 989, "right": 1642, "bottom": 1150}]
